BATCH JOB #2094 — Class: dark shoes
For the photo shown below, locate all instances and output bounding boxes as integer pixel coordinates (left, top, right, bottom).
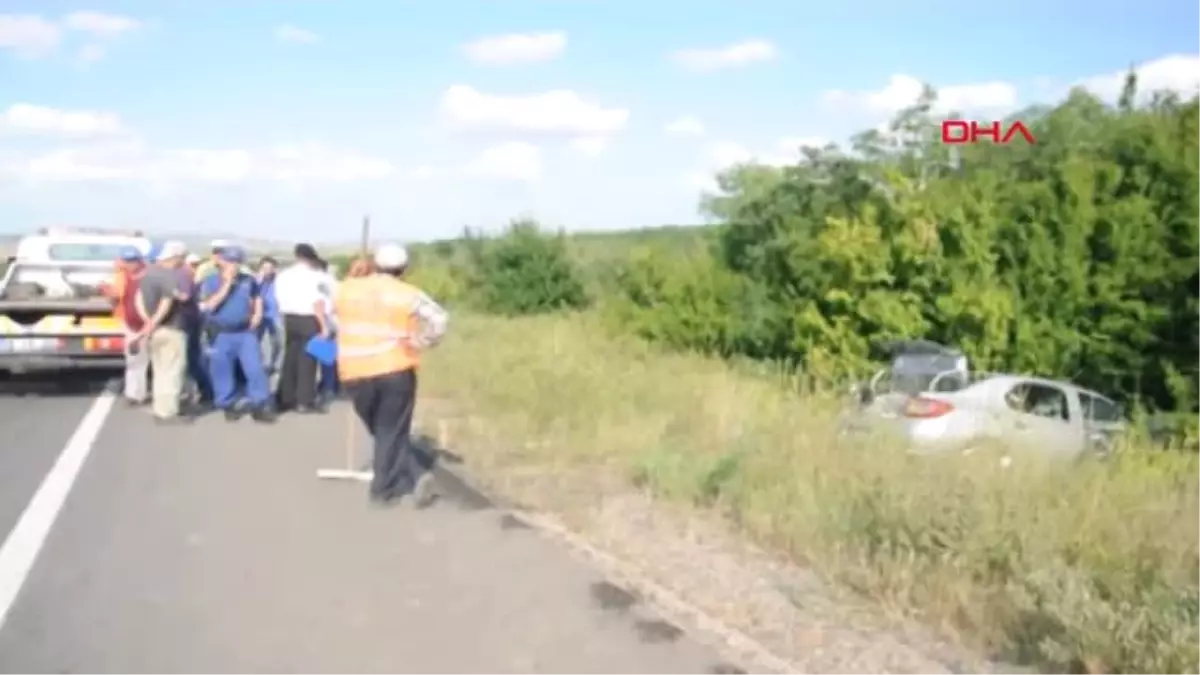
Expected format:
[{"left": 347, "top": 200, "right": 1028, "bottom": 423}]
[
  {"left": 369, "top": 473, "right": 439, "bottom": 511},
  {"left": 224, "top": 407, "right": 276, "bottom": 423},
  {"left": 250, "top": 408, "right": 277, "bottom": 424},
  {"left": 184, "top": 400, "right": 213, "bottom": 416}
]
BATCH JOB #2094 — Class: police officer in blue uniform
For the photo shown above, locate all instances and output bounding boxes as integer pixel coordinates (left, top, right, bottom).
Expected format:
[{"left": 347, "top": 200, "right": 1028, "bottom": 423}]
[{"left": 198, "top": 246, "right": 276, "bottom": 423}]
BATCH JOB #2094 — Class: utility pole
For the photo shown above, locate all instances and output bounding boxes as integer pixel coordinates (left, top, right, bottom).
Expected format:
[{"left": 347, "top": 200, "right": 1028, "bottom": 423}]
[{"left": 359, "top": 215, "right": 370, "bottom": 255}]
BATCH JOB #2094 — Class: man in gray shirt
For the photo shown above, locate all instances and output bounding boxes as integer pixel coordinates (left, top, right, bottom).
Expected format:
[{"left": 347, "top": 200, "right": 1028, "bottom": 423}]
[{"left": 134, "top": 240, "right": 192, "bottom": 423}]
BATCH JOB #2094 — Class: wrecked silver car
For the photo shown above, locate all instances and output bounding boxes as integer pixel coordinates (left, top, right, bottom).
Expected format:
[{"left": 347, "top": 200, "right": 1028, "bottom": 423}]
[{"left": 839, "top": 340, "right": 1126, "bottom": 460}]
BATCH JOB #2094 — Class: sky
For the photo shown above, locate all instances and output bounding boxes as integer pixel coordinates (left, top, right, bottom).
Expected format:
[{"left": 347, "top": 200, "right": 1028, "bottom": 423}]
[{"left": 0, "top": 0, "right": 1197, "bottom": 244}]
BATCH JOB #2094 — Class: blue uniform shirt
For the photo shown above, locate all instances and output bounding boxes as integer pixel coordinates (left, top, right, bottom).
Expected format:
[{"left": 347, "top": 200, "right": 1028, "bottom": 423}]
[{"left": 200, "top": 272, "right": 260, "bottom": 330}]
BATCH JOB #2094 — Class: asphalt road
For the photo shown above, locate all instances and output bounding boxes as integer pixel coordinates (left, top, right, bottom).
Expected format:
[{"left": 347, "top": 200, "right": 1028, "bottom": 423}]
[{"left": 0, "top": 378, "right": 744, "bottom": 674}]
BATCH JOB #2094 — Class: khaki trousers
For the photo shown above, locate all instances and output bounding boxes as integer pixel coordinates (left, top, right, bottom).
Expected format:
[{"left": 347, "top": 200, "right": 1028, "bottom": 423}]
[
  {"left": 123, "top": 328, "right": 150, "bottom": 401},
  {"left": 148, "top": 326, "right": 187, "bottom": 418}
]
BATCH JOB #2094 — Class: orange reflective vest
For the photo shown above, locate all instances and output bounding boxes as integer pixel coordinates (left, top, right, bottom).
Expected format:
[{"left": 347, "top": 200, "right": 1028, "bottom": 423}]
[{"left": 334, "top": 275, "right": 424, "bottom": 382}]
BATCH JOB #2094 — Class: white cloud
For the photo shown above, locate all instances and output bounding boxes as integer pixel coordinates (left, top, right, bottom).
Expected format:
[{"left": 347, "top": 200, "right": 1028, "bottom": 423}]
[
  {"left": 410, "top": 165, "right": 440, "bottom": 179},
  {"left": 62, "top": 11, "right": 141, "bottom": 37},
  {"left": 245, "top": 143, "right": 396, "bottom": 182},
  {"left": 274, "top": 24, "right": 320, "bottom": 45},
  {"left": 1, "top": 103, "right": 124, "bottom": 137},
  {"left": 754, "top": 136, "right": 831, "bottom": 165},
  {"left": 18, "top": 146, "right": 135, "bottom": 182},
  {"left": 0, "top": 12, "right": 141, "bottom": 61},
  {"left": 77, "top": 43, "right": 107, "bottom": 64},
  {"left": 681, "top": 136, "right": 829, "bottom": 193},
  {"left": 665, "top": 115, "right": 705, "bottom": 136},
  {"left": 670, "top": 39, "right": 778, "bottom": 72},
  {"left": 778, "top": 136, "right": 831, "bottom": 152},
  {"left": 707, "top": 141, "right": 754, "bottom": 168},
  {"left": 681, "top": 169, "right": 717, "bottom": 193},
  {"left": 462, "top": 31, "right": 566, "bottom": 66},
  {"left": 464, "top": 141, "right": 542, "bottom": 182},
  {"left": 569, "top": 136, "right": 608, "bottom": 158},
  {"left": 6, "top": 142, "right": 400, "bottom": 184},
  {"left": 440, "top": 85, "right": 629, "bottom": 136},
  {"left": 823, "top": 74, "right": 1019, "bottom": 115},
  {"left": 818, "top": 54, "right": 1200, "bottom": 120},
  {"left": 680, "top": 141, "right": 752, "bottom": 193},
  {"left": 1076, "top": 53, "right": 1200, "bottom": 101},
  {"left": 0, "top": 14, "right": 61, "bottom": 58}
]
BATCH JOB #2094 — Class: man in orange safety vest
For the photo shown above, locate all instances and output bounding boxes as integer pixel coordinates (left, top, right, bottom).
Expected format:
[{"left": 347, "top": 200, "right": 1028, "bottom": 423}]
[{"left": 333, "top": 243, "right": 449, "bottom": 509}]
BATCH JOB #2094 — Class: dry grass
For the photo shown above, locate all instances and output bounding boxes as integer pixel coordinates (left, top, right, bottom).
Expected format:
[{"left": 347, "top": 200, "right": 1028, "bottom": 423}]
[{"left": 419, "top": 311, "right": 1200, "bottom": 674}]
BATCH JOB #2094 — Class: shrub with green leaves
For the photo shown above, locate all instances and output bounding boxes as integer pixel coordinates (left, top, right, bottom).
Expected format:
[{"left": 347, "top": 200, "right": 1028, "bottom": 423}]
[{"left": 466, "top": 219, "right": 589, "bottom": 316}]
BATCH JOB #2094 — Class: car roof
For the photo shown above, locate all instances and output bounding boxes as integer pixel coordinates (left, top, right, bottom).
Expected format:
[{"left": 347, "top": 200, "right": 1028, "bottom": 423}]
[{"left": 971, "top": 373, "right": 1115, "bottom": 401}]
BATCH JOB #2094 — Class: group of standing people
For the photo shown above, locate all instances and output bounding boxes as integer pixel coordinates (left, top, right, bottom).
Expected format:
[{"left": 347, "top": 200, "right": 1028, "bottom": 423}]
[
  {"left": 105, "top": 240, "right": 344, "bottom": 425},
  {"left": 103, "top": 238, "right": 451, "bottom": 509}
]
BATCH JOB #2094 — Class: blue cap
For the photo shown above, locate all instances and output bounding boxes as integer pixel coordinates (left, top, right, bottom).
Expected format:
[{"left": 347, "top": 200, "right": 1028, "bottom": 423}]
[
  {"left": 219, "top": 246, "right": 246, "bottom": 264},
  {"left": 119, "top": 245, "right": 142, "bottom": 262}
]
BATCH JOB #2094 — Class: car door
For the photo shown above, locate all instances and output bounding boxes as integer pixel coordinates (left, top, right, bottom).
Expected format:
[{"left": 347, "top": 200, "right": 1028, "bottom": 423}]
[{"left": 999, "top": 380, "right": 1085, "bottom": 460}]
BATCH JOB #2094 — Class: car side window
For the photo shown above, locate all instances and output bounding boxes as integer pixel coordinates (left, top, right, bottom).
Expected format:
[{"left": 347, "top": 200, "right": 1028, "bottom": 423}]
[
  {"left": 1004, "top": 382, "right": 1071, "bottom": 421},
  {"left": 1080, "top": 392, "right": 1122, "bottom": 422}
]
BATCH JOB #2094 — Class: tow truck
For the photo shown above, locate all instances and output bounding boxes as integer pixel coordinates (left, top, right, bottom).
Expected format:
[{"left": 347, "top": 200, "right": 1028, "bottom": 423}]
[{"left": 0, "top": 228, "right": 150, "bottom": 375}]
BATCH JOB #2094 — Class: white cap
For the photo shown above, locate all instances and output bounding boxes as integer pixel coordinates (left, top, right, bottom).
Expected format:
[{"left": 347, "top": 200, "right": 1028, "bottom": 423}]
[
  {"left": 159, "top": 240, "right": 188, "bottom": 260},
  {"left": 185, "top": 253, "right": 202, "bottom": 265},
  {"left": 211, "top": 238, "right": 231, "bottom": 249},
  {"left": 373, "top": 243, "right": 409, "bottom": 270}
]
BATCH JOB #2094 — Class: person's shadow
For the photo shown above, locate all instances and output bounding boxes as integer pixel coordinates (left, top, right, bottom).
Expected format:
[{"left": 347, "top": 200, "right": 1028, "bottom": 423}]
[
  {"left": 413, "top": 433, "right": 491, "bottom": 509},
  {"left": 0, "top": 372, "right": 118, "bottom": 397},
  {"left": 356, "top": 432, "right": 492, "bottom": 510}
]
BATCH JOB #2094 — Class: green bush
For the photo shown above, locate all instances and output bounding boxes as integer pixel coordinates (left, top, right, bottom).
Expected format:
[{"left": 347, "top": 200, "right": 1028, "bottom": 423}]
[
  {"left": 407, "top": 261, "right": 469, "bottom": 307},
  {"left": 466, "top": 219, "right": 589, "bottom": 316},
  {"left": 605, "top": 245, "right": 785, "bottom": 360}
]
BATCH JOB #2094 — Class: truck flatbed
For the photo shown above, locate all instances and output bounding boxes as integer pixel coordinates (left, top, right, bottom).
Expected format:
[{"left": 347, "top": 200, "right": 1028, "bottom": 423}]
[{"left": 0, "top": 298, "right": 113, "bottom": 313}]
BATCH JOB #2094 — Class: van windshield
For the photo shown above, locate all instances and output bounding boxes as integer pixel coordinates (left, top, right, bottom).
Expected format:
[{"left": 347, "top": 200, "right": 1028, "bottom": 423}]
[{"left": 47, "top": 243, "right": 131, "bottom": 262}]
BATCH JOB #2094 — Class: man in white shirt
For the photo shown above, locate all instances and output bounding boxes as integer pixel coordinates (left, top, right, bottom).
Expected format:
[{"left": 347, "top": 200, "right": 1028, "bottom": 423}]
[{"left": 274, "top": 243, "right": 333, "bottom": 413}]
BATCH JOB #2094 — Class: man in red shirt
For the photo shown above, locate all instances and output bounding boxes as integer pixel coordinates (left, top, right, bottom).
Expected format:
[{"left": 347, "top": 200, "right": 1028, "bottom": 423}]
[{"left": 102, "top": 247, "right": 150, "bottom": 405}]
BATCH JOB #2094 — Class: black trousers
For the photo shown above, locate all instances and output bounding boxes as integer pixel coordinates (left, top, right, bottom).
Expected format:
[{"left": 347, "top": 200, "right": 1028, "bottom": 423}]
[
  {"left": 348, "top": 369, "right": 421, "bottom": 500},
  {"left": 279, "top": 314, "right": 320, "bottom": 409}
]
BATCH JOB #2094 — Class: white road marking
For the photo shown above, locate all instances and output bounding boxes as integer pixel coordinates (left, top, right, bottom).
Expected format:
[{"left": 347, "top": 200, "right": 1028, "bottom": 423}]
[{"left": 0, "top": 392, "right": 116, "bottom": 631}]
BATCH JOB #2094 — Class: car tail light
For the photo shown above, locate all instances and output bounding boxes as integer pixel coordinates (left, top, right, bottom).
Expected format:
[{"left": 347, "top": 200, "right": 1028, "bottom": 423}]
[
  {"left": 84, "top": 336, "right": 124, "bottom": 352},
  {"left": 903, "top": 396, "right": 954, "bottom": 419}
]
